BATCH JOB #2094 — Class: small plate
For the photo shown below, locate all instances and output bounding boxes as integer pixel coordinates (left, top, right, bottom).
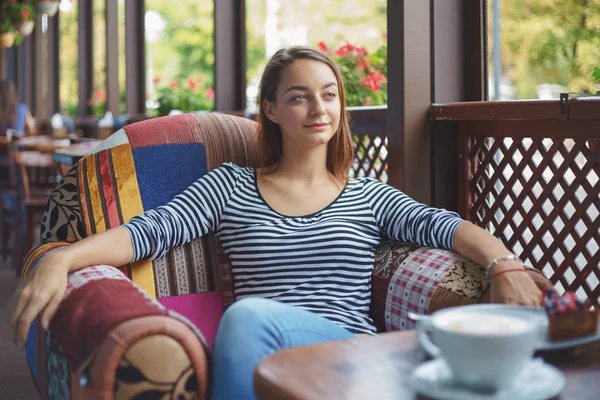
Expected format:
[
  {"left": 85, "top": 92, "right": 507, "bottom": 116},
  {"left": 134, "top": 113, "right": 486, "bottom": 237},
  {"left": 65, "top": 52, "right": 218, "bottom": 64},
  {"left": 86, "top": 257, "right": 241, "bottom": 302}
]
[
  {"left": 413, "top": 304, "right": 600, "bottom": 351},
  {"left": 410, "top": 358, "right": 565, "bottom": 400},
  {"left": 462, "top": 304, "right": 600, "bottom": 351}
]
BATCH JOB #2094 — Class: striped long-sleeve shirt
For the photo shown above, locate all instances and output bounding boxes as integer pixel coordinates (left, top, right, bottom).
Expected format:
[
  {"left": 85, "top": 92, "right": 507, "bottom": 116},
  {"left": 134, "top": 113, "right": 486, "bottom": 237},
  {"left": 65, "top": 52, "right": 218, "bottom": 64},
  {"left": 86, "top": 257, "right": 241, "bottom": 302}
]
[{"left": 123, "top": 162, "right": 465, "bottom": 334}]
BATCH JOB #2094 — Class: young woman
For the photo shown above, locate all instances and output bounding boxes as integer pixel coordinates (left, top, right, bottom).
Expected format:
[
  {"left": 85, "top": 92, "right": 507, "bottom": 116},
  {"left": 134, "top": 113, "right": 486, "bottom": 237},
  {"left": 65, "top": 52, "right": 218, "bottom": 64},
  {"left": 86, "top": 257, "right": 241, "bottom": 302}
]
[
  {"left": 7, "top": 47, "right": 542, "bottom": 399},
  {"left": 0, "top": 80, "right": 33, "bottom": 135}
]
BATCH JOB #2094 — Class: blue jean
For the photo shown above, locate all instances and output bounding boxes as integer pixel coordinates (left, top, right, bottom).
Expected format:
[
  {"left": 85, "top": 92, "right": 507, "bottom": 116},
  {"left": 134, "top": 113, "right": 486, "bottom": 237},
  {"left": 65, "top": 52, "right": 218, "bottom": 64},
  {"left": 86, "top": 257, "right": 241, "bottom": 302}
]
[{"left": 209, "top": 297, "right": 355, "bottom": 400}]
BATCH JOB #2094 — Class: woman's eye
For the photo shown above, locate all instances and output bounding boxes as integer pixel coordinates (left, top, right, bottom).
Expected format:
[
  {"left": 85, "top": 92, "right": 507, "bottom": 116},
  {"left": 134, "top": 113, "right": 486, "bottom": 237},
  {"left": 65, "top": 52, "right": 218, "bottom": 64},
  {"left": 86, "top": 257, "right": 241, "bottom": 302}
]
[
  {"left": 324, "top": 92, "right": 337, "bottom": 98},
  {"left": 291, "top": 95, "right": 306, "bottom": 101}
]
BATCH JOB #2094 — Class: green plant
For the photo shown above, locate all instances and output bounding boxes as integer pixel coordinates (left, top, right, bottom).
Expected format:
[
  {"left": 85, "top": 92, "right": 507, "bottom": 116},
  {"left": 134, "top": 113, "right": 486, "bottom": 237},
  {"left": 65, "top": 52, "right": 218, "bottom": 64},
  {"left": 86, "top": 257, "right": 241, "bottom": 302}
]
[
  {"left": 0, "top": 0, "right": 36, "bottom": 33},
  {"left": 61, "top": 101, "right": 78, "bottom": 117},
  {"left": 593, "top": 67, "right": 600, "bottom": 95},
  {"left": 88, "top": 88, "right": 107, "bottom": 117},
  {"left": 318, "top": 40, "right": 387, "bottom": 107},
  {"left": 154, "top": 76, "right": 215, "bottom": 116}
]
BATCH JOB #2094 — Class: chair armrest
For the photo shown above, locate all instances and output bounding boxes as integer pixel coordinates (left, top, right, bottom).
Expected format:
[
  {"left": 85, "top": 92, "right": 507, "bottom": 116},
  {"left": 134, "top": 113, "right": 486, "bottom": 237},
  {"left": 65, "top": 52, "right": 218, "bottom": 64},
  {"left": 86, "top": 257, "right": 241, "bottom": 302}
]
[
  {"left": 23, "top": 242, "right": 210, "bottom": 399},
  {"left": 370, "top": 241, "right": 553, "bottom": 332}
]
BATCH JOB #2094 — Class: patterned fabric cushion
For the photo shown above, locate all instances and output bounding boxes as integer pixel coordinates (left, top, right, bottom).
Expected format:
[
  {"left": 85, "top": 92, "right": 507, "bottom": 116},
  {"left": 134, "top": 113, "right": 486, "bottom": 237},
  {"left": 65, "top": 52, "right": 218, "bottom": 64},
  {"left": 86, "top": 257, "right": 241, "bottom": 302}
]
[
  {"left": 23, "top": 112, "right": 257, "bottom": 399},
  {"left": 36, "top": 112, "right": 257, "bottom": 305},
  {"left": 370, "top": 241, "right": 553, "bottom": 332}
]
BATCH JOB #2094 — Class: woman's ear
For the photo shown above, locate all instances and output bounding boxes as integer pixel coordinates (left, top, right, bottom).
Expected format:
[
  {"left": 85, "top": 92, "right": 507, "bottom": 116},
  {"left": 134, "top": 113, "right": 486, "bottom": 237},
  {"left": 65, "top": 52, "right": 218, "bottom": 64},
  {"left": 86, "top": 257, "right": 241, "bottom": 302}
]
[{"left": 263, "top": 99, "right": 279, "bottom": 124}]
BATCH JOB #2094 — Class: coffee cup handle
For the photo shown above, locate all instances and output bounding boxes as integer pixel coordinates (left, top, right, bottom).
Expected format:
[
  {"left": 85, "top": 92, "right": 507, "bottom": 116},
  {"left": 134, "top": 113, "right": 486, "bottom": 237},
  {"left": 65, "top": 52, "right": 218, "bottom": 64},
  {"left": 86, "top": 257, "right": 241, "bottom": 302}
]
[{"left": 417, "top": 318, "right": 441, "bottom": 358}]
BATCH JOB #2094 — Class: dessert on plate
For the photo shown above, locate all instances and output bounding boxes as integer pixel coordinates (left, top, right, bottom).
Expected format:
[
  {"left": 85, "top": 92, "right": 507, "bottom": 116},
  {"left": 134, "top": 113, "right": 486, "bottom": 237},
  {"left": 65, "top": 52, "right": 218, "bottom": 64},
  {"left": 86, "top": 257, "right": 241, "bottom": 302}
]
[{"left": 543, "top": 288, "right": 598, "bottom": 341}]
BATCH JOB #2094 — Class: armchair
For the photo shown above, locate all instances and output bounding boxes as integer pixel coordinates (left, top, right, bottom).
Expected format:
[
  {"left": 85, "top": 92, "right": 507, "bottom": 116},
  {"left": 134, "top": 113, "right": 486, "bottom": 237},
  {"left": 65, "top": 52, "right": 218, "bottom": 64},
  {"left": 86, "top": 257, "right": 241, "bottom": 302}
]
[{"left": 20, "top": 112, "right": 552, "bottom": 399}]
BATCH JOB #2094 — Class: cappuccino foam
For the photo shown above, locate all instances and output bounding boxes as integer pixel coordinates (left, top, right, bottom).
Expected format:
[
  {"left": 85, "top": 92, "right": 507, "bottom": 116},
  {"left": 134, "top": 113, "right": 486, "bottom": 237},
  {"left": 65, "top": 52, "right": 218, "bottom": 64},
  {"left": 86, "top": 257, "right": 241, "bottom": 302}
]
[{"left": 436, "top": 312, "right": 531, "bottom": 335}]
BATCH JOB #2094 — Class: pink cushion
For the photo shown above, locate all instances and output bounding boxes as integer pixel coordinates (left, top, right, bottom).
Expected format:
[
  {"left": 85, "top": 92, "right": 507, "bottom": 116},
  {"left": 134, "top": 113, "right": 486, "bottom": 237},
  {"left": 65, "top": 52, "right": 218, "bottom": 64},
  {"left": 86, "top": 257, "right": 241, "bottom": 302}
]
[{"left": 158, "top": 291, "right": 224, "bottom": 349}]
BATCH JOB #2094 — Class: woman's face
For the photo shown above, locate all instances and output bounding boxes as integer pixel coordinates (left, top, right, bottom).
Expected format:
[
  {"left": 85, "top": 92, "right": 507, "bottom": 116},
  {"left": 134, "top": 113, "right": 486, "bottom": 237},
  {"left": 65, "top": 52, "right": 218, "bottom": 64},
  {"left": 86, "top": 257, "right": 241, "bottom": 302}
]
[{"left": 264, "top": 59, "right": 341, "bottom": 150}]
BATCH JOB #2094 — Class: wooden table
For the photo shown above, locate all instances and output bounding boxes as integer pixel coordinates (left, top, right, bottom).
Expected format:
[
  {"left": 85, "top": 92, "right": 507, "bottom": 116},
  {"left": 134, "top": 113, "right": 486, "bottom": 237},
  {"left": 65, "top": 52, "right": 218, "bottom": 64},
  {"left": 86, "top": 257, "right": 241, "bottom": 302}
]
[
  {"left": 53, "top": 139, "right": 102, "bottom": 173},
  {"left": 254, "top": 330, "right": 600, "bottom": 400},
  {"left": 11, "top": 136, "right": 71, "bottom": 152}
]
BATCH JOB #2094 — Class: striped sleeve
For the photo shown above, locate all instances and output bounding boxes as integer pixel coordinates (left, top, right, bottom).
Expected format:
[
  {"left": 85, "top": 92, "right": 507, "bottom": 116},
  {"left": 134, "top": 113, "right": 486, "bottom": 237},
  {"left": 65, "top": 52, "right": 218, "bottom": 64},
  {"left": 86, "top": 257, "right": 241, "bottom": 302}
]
[
  {"left": 363, "top": 179, "right": 465, "bottom": 250},
  {"left": 122, "top": 162, "right": 242, "bottom": 262}
]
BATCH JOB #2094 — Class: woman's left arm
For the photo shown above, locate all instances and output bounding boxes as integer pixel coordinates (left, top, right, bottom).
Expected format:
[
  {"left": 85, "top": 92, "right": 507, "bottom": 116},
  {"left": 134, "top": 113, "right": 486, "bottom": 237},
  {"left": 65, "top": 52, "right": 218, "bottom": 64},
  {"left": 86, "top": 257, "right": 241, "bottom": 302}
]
[
  {"left": 453, "top": 221, "right": 542, "bottom": 306},
  {"left": 364, "top": 179, "right": 543, "bottom": 306}
]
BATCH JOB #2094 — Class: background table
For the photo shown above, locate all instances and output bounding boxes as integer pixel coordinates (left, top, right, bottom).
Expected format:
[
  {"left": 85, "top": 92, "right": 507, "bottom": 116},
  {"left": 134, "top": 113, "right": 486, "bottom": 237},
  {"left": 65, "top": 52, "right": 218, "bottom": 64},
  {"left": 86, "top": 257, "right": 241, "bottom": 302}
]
[{"left": 53, "top": 139, "right": 102, "bottom": 174}]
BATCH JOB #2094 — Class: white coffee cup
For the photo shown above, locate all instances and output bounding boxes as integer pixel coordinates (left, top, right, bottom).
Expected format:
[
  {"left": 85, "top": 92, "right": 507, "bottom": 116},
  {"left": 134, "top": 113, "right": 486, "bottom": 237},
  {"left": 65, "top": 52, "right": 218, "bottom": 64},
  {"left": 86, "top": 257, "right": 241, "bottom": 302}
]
[{"left": 417, "top": 306, "right": 539, "bottom": 391}]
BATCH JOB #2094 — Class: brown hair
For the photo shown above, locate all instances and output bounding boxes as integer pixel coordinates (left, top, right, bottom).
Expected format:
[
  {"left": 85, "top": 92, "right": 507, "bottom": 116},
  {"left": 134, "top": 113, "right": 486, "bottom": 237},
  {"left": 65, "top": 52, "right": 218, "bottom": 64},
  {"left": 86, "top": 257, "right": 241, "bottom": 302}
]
[
  {"left": 256, "top": 46, "right": 354, "bottom": 184},
  {"left": 0, "top": 80, "right": 18, "bottom": 132}
]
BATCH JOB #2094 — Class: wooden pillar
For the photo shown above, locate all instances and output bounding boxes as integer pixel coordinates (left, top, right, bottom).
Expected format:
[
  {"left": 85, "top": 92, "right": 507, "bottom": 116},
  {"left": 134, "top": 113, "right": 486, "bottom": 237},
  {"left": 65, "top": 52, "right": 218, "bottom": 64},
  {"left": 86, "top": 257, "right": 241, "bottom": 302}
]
[
  {"left": 464, "top": 0, "right": 486, "bottom": 101},
  {"left": 125, "top": 0, "right": 146, "bottom": 117},
  {"left": 17, "top": 36, "right": 34, "bottom": 107},
  {"left": 106, "top": 0, "right": 120, "bottom": 115},
  {"left": 214, "top": 0, "right": 246, "bottom": 112},
  {"left": 33, "top": 13, "right": 45, "bottom": 119},
  {"left": 387, "top": 0, "right": 432, "bottom": 204},
  {"left": 78, "top": 0, "right": 94, "bottom": 116},
  {"left": 0, "top": 48, "right": 7, "bottom": 80},
  {"left": 430, "top": 0, "right": 469, "bottom": 211},
  {"left": 47, "top": 12, "right": 60, "bottom": 116},
  {"left": 386, "top": 0, "right": 403, "bottom": 191},
  {"left": 6, "top": 47, "right": 18, "bottom": 82}
]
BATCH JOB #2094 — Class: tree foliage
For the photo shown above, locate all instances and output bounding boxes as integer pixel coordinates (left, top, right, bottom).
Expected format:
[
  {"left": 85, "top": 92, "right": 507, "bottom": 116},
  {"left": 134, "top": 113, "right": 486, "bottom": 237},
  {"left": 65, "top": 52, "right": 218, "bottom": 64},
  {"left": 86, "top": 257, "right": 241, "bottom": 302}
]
[{"left": 491, "top": 0, "right": 600, "bottom": 98}]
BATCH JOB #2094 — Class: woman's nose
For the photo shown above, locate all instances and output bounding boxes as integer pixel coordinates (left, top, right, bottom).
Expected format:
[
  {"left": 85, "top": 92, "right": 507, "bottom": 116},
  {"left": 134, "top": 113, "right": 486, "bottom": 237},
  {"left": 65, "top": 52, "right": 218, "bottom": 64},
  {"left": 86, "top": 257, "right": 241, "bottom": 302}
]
[{"left": 310, "top": 99, "right": 326, "bottom": 116}]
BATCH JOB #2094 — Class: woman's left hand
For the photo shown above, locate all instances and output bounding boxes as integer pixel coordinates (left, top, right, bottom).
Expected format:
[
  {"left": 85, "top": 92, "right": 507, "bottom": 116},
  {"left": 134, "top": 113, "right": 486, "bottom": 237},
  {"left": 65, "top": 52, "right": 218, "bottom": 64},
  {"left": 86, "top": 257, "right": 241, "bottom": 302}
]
[{"left": 489, "top": 268, "right": 542, "bottom": 307}]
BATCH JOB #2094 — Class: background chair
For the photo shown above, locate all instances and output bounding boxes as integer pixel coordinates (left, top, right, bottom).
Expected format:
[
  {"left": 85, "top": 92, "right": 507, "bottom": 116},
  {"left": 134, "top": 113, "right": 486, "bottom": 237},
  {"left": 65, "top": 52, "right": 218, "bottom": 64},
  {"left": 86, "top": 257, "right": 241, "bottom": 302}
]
[{"left": 19, "top": 112, "right": 552, "bottom": 400}]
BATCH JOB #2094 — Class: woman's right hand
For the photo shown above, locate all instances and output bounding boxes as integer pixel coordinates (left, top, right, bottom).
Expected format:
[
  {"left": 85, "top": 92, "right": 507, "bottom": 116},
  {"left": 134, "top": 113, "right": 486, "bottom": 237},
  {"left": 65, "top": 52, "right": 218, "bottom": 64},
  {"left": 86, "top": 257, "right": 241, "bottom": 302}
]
[{"left": 5, "top": 251, "right": 71, "bottom": 348}]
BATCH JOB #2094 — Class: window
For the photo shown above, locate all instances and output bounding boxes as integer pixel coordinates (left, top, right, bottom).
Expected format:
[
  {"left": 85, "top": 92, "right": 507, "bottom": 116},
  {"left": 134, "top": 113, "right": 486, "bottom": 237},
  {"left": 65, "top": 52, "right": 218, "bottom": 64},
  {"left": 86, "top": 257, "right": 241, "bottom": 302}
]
[
  {"left": 58, "top": 0, "right": 78, "bottom": 116},
  {"left": 145, "top": 0, "right": 215, "bottom": 116},
  {"left": 118, "top": 0, "right": 126, "bottom": 114},
  {"left": 91, "top": 0, "right": 107, "bottom": 117},
  {"left": 245, "top": 0, "right": 387, "bottom": 113},
  {"left": 487, "top": 0, "right": 600, "bottom": 100}
]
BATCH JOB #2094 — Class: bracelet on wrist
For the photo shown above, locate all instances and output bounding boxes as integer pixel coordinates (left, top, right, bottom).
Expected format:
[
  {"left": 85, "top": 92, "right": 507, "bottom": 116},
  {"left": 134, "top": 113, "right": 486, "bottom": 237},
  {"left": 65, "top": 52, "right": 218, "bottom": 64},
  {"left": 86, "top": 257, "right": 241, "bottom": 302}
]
[
  {"left": 485, "top": 254, "right": 522, "bottom": 280},
  {"left": 489, "top": 267, "right": 527, "bottom": 280}
]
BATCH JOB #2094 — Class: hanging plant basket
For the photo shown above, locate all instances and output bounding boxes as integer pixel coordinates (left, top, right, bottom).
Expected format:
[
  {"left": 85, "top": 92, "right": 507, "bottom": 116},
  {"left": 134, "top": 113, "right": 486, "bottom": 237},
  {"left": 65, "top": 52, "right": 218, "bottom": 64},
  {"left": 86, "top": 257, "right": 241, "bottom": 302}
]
[
  {"left": 37, "top": 0, "right": 59, "bottom": 17},
  {"left": 0, "top": 32, "right": 16, "bottom": 48},
  {"left": 14, "top": 20, "right": 35, "bottom": 36}
]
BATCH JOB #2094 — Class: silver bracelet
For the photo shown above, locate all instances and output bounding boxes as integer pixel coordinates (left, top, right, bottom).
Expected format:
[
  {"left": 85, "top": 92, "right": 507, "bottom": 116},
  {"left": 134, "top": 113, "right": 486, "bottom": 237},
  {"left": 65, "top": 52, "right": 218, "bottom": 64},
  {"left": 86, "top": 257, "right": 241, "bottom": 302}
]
[{"left": 485, "top": 254, "right": 522, "bottom": 280}]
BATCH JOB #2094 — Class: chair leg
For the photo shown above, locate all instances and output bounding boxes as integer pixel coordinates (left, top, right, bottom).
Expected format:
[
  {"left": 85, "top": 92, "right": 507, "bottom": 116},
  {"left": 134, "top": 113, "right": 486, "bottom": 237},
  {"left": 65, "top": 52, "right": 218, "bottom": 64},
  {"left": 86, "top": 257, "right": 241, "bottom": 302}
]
[
  {"left": 13, "top": 224, "right": 25, "bottom": 277},
  {"left": 27, "top": 209, "right": 34, "bottom": 251},
  {"left": 2, "top": 222, "right": 9, "bottom": 262},
  {"left": 0, "top": 204, "right": 5, "bottom": 261}
]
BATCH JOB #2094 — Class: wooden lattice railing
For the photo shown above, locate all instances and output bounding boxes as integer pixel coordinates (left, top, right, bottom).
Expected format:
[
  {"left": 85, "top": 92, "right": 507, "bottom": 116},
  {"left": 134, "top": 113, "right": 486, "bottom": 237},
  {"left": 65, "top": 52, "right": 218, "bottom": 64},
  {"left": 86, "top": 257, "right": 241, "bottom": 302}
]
[
  {"left": 432, "top": 98, "right": 600, "bottom": 306},
  {"left": 348, "top": 106, "right": 388, "bottom": 182},
  {"left": 351, "top": 134, "right": 388, "bottom": 182}
]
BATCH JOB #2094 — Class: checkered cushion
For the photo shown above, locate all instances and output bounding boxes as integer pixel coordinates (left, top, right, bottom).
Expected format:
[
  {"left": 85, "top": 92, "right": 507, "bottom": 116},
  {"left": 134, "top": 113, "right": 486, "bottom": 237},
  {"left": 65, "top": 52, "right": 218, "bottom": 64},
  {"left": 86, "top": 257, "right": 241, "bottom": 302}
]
[{"left": 370, "top": 242, "right": 553, "bottom": 332}]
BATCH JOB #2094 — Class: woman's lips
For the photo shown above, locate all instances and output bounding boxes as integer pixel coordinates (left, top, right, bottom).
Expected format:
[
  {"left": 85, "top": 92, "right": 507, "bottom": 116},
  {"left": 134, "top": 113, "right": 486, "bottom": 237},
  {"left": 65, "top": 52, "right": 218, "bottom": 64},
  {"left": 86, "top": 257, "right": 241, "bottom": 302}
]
[{"left": 304, "top": 123, "right": 329, "bottom": 130}]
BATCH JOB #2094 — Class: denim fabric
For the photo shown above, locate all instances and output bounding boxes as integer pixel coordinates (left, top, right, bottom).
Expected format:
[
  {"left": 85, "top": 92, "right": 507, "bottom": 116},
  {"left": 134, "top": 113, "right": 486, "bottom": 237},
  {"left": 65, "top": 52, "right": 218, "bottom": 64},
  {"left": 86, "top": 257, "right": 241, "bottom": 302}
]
[
  {"left": 210, "top": 297, "right": 355, "bottom": 400},
  {"left": 131, "top": 143, "right": 207, "bottom": 211}
]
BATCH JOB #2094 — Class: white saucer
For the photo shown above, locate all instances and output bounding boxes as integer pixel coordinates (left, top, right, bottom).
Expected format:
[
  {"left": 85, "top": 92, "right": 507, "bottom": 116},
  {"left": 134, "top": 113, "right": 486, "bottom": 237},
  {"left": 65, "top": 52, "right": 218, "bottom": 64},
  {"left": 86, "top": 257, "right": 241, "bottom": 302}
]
[{"left": 410, "top": 358, "right": 565, "bottom": 400}]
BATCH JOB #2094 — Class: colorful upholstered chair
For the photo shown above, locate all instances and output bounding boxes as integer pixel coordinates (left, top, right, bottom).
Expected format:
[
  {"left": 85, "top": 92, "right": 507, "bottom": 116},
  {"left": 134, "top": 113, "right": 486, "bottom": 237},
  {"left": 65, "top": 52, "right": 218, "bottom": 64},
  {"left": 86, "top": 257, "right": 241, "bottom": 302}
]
[{"left": 20, "top": 112, "right": 552, "bottom": 399}]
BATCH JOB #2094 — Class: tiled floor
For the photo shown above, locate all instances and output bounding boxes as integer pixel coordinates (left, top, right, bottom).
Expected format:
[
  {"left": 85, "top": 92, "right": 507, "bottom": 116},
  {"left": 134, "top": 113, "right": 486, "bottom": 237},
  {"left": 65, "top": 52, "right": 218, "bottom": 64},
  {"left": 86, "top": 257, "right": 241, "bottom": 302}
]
[{"left": 0, "top": 263, "right": 39, "bottom": 399}]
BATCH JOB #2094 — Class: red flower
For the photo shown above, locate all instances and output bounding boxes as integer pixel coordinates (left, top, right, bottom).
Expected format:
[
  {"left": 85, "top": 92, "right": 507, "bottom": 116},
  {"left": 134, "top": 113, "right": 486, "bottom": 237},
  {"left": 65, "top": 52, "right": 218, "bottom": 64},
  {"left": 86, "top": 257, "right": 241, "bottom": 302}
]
[
  {"left": 372, "top": 70, "right": 387, "bottom": 84},
  {"left": 205, "top": 87, "right": 215, "bottom": 100},
  {"left": 169, "top": 80, "right": 178, "bottom": 89},
  {"left": 358, "top": 58, "right": 371, "bottom": 71},
  {"left": 94, "top": 89, "right": 106, "bottom": 102},
  {"left": 360, "top": 71, "right": 386, "bottom": 92},
  {"left": 187, "top": 78, "right": 198, "bottom": 90},
  {"left": 317, "top": 41, "right": 329, "bottom": 53},
  {"left": 22, "top": 10, "right": 30, "bottom": 19},
  {"left": 334, "top": 41, "right": 367, "bottom": 58},
  {"left": 152, "top": 75, "right": 161, "bottom": 84}
]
